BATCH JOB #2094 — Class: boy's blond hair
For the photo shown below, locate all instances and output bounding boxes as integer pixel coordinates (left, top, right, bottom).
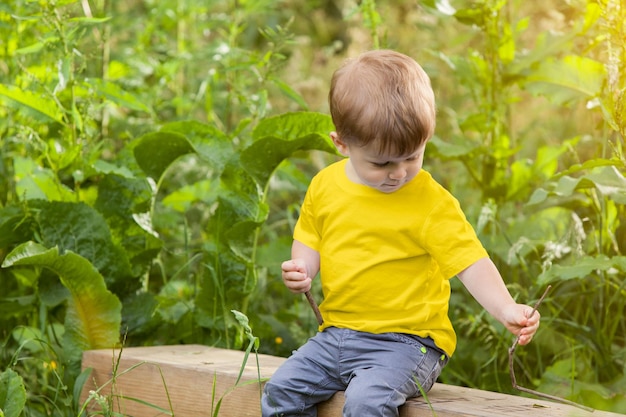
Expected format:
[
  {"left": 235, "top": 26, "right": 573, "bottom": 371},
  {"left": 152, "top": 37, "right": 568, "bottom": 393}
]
[{"left": 329, "top": 49, "right": 436, "bottom": 156}]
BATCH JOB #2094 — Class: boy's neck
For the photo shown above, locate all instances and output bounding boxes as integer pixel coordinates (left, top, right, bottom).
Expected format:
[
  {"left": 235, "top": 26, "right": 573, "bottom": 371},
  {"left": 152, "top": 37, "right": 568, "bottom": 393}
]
[{"left": 344, "top": 159, "right": 362, "bottom": 185}]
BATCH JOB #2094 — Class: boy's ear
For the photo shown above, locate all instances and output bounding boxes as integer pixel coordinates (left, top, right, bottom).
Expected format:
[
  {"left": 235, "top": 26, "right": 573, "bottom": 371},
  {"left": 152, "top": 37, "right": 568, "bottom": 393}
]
[{"left": 330, "top": 132, "right": 349, "bottom": 156}]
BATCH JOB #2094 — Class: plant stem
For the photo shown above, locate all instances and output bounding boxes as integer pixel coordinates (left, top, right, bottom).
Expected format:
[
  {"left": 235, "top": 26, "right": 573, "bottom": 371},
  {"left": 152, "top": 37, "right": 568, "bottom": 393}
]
[{"left": 508, "top": 285, "right": 594, "bottom": 412}]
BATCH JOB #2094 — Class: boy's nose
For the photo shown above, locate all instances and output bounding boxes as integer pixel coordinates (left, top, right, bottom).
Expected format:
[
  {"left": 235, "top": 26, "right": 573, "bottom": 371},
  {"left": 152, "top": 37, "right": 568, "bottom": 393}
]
[{"left": 389, "top": 166, "right": 407, "bottom": 180}]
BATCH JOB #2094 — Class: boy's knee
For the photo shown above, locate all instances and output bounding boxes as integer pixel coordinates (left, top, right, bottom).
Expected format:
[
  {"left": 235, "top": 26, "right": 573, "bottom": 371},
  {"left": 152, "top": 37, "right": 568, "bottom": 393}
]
[
  {"left": 262, "top": 380, "right": 294, "bottom": 417},
  {"left": 262, "top": 379, "right": 318, "bottom": 417},
  {"left": 262, "top": 379, "right": 294, "bottom": 407},
  {"left": 343, "top": 398, "right": 398, "bottom": 417},
  {"left": 343, "top": 383, "right": 403, "bottom": 417}
]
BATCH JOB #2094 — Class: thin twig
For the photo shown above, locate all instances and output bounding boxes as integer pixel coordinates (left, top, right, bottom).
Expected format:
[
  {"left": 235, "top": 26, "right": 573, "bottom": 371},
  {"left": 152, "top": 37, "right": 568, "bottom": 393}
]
[
  {"left": 508, "top": 285, "right": 594, "bottom": 412},
  {"left": 304, "top": 290, "right": 324, "bottom": 326}
]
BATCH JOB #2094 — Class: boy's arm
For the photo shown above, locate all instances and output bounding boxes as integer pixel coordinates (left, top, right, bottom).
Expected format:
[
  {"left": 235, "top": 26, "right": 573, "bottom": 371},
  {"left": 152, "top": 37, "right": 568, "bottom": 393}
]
[
  {"left": 457, "top": 257, "right": 540, "bottom": 345},
  {"left": 281, "top": 239, "right": 320, "bottom": 293}
]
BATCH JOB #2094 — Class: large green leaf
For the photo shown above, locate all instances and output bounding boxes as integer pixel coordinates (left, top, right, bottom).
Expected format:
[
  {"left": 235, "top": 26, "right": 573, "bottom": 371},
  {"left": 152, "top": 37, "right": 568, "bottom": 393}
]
[
  {"left": 242, "top": 112, "right": 338, "bottom": 186},
  {"left": 133, "top": 131, "right": 196, "bottom": 180},
  {"left": 94, "top": 174, "right": 162, "bottom": 276},
  {"left": 251, "top": 111, "right": 336, "bottom": 143},
  {"left": 524, "top": 55, "right": 606, "bottom": 104},
  {"left": 120, "top": 291, "right": 159, "bottom": 334},
  {"left": 218, "top": 162, "right": 264, "bottom": 224},
  {"left": 37, "top": 201, "right": 136, "bottom": 295},
  {"left": 0, "top": 369, "right": 26, "bottom": 417},
  {"left": 0, "top": 84, "right": 64, "bottom": 123},
  {"left": 160, "top": 120, "right": 234, "bottom": 173},
  {"left": 2, "top": 242, "right": 122, "bottom": 361},
  {"left": 0, "top": 205, "right": 35, "bottom": 248},
  {"left": 94, "top": 174, "right": 163, "bottom": 278}
]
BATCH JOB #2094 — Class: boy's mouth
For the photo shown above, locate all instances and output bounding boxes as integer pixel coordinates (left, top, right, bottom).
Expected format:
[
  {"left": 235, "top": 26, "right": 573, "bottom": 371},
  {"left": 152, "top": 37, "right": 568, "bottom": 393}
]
[{"left": 381, "top": 182, "right": 402, "bottom": 191}]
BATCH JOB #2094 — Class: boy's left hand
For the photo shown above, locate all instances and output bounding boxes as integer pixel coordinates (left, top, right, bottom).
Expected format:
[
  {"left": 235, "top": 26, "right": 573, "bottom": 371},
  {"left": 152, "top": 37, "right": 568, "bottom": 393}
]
[{"left": 501, "top": 304, "right": 540, "bottom": 345}]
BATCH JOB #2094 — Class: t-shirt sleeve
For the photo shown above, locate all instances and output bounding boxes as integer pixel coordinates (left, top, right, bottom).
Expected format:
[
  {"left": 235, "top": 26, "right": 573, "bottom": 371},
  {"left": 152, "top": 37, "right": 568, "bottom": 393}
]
[
  {"left": 293, "top": 181, "right": 321, "bottom": 251},
  {"left": 421, "top": 196, "right": 489, "bottom": 279}
]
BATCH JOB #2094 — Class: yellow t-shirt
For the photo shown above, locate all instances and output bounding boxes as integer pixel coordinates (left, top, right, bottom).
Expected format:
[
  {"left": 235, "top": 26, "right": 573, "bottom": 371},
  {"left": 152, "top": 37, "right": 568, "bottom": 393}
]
[{"left": 293, "top": 159, "right": 488, "bottom": 356}]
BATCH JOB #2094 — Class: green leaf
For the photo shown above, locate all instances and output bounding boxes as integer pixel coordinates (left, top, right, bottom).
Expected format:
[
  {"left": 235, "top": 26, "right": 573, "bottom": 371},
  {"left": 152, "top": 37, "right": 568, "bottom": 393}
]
[
  {"left": 507, "top": 159, "right": 532, "bottom": 199},
  {"left": 160, "top": 120, "right": 234, "bottom": 174},
  {"left": 133, "top": 131, "right": 196, "bottom": 180},
  {"left": 242, "top": 112, "right": 337, "bottom": 186},
  {"left": 453, "top": 7, "right": 486, "bottom": 26},
  {"left": 525, "top": 55, "right": 606, "bottom": 104},
  {"left": 14, "top": 41, "right": 46, "bottom": 54},
  {"left": 271, "top": 77, "right": 309, "bottom": 110},
  {"left": 429, "top": 135, "right": 480, "bottom": 158},
  {"left": 537, "top": 255, "right": 626, "bottom": 286},
  {"left": 68, "top": 16, "right": 112, "bottom": 24},
  {"left": 0, "top": 296, "right": 36, "bottom": 319},
  {"left": 85, "top": 78, "right": 152, "bottom": 113},
  {"left": 507, "top": 31, "right": 576, "bottom": 76},
  {"left": 162, "top": 179, "right": 218, "bottom": 212},
  {"left": 585, "top": 166, "right": 626, "bottom": 204},
  {"left": 73, "top": 367, "right": 93, "bottom": 411},
  {"left": 227, "top": 219, "right": 266, "bottom": 263},
  {"left": 533, "top": 140, "right": 576, "bottom": 178},
  {"left": 0, "top": 84, "right": 64, "bottom": 123},
  {"left": 14, "top": 156, "right": 75, "bottom": 201},
  {"left": 217, "top": 164, "right": 263, "bottom": 225},
  {"left": 121, "top": 292, "right": 159, "bottom": 334},
  {"left": 2, "top": 242, "right": 122, "bottom": 361},
  {"left": 498, "top": 22, "right": 515, "bottom": 64},
  {"left": 92, "top": 160, "right": 135, "bottom": 179},
  {"left": 527, "top": 166, "right": 626, "bottom": 207},
  {"left": 0, "top": 205, "right": 35, "bottom": 248},
  {"left": 555, "top": 158, "right": 624, "bottom": 178},
  {"left": 11, "top": 326, "right": 44, "bottom": 353},
  {"left": 94, "top": 174, "right": 152, "bottom": 219},
  {"left": 0, "top": 369, "right": 26, "bottom": 417},
  {"left": 94, "top": 175, "right": 162, "bottom": 276},
  {"left": 252, "top": 111, "right": 335, "bottom": 142},
  {"left": 37, "top": 201, "right": 136, "bottom": 295},
  {"left": 421, "top": 0, "right": 456, "bottom": 15}
]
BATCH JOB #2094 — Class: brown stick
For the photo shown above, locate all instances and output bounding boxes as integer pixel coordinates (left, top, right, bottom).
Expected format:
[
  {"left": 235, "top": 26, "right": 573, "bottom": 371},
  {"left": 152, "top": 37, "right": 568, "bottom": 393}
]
[
  {"left": 304, "top": 290, "right": 323, "bottom": 326},
  {"left": 508, "top": 285, "right": 594, "bottom": 412}
]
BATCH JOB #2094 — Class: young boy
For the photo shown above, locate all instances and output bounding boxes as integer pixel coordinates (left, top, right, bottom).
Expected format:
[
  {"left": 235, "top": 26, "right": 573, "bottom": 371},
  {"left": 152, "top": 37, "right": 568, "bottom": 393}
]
[{"left": 261, "top": 49, "right": 540, "bottom": 417}]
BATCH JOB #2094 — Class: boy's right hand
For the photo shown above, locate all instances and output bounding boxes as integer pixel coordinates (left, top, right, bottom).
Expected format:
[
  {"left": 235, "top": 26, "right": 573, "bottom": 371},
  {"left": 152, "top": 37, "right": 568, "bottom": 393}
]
[{"left": 281, "top": 259, "right": 312, "bottom": 293}]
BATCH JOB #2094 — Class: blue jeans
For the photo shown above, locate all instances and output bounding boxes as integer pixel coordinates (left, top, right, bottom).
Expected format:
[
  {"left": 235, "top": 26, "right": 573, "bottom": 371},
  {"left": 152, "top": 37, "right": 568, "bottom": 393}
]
[{"left": 261, "top": 327, "right": 447, "bottom": 417}]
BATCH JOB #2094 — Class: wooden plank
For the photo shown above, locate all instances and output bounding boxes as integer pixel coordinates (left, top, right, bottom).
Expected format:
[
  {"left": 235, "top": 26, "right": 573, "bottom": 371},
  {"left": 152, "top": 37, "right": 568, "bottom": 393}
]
[
  {"left": 80, "top": 344, "right": 624, "bottom": 417},
  {"left": 81, "top": 344, "right": 281, "bottom": 417},
  {"left": 319, "top": 385, "right": 625, "bottom": 417}
]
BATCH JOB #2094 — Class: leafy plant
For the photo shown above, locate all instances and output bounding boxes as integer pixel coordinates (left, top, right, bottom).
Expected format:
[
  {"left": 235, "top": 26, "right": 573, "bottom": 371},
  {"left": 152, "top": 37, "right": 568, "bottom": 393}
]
[
  {"left": 0, "top": 0, "right": 335, "bottom": 415},
  {"left": 418, "top": 0, "right": 626, "bottom": 410},
  {"left": 0, "top": 0, "right": 624, "bottom": 414},
  {"left": 0, "top": 369, "right": 26, "bottom": 417},
  {"left": 210, "top": 310, "right": 265, "bottom": 416},
  {"left": 128, "top": 112, "right": 337, "bottom": 348}
]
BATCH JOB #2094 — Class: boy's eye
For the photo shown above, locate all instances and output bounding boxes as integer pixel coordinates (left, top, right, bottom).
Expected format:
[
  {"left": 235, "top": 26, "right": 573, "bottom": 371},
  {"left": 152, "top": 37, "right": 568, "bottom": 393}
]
[{"left": 372, "top": 161, "right": 389, "bottom": 167}]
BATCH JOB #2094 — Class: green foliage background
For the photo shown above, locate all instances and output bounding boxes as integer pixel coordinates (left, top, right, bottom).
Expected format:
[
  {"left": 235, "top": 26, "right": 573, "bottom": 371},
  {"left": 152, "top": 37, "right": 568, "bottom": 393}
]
[{"left": 0, "top": 0, "right": 625, "bottom": 415}]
